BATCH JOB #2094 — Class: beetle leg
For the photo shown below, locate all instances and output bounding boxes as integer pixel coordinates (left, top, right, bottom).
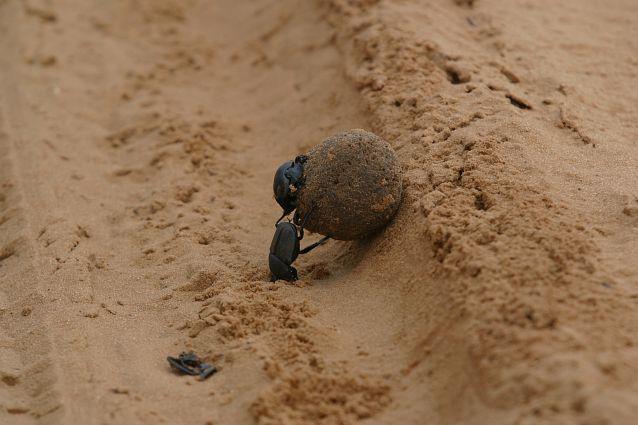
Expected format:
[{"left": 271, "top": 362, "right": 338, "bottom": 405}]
[
  {"left": 296, "top": 203, "right": 317, "bottom": 241},
  {"left": 269, "top": 253, "right": 298, "bottom": 282},
  {"left": 289, "top": 266, "right": 298, "bottom": 281},
  {"left": 300, "top": 204, "right": 315, "bottom": 226},
  {"left": 299, "top": 236, "right": 330, "bottom": 254}
]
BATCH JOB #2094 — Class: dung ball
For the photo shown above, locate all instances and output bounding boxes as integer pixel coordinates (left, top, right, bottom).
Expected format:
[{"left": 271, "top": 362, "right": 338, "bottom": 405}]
[{"left": 295, "top": 129, "right": 402, "bottom": 240}]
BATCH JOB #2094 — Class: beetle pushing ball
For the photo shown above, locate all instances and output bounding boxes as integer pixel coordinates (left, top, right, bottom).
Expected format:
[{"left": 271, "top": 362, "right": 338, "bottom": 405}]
[
  {"left": 269, "top": 221, "right": 329, "bottom": 281},
  {"left": 268, "top": 129, "right": 402, "bottom": 281}
]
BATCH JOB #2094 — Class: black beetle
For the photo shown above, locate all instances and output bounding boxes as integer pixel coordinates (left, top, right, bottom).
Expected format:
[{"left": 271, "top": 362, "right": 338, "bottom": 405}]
[
  {"left": 273, "top": 155, "right": 307, "bottom": 223},
  {"left": 269, "top": 221, "right": 329, "bottom": 282}
]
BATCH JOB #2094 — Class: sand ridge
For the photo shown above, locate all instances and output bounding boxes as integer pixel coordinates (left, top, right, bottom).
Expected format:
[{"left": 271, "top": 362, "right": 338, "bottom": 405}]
[{"left": 324, "top": 0, "right": 638, "bottom": 422}]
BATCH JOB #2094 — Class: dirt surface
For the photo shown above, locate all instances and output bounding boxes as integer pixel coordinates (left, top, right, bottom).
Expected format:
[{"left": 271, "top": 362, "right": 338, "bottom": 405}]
[
  {"left": 1, "top": 0, "right": 637, "bottom": 424},
  {"left": 297, "top": 129, "right": 402, "bottom": 240}
]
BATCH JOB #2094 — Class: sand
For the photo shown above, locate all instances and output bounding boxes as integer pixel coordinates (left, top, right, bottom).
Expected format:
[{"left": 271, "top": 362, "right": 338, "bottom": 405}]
[{"left": 0, "top": 0, "right": 637, "bottom": 424}]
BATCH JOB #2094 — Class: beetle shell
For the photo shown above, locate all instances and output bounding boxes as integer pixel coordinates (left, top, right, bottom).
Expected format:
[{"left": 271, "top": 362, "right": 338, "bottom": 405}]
[
  {"left": 273, "top": 160, "right": 295, "bottom": 212},
  {"left": 268, "top": 222, "right": 301, "bottom": 281},
  {"left": 269, "top": 222, "right": 300, "bottom": 263},
  {"left": 273, "top": 157, "right": 306, "bottom": 214},
  {"left": 296, "top": 129, "right": 402, "bottom": 240}
]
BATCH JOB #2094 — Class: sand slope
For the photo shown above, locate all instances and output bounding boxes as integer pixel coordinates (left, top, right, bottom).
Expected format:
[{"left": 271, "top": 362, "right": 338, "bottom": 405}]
[{"left": 1, "top": 0, "right": 637, "bottom": 424}]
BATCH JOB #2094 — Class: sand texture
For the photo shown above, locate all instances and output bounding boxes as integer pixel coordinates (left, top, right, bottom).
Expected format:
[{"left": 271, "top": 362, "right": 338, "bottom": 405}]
[
  {"left": 1, "top": 0, "right": 637, "bottom": 424},
  {"left": 296, "top": 129, "right": 402, "bottom": 240}
]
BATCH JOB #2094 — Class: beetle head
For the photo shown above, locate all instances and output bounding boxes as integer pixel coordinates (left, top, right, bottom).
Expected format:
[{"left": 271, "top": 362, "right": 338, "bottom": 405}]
[{"left": 273, "top": 157, "right": 305, "bottom": 214}]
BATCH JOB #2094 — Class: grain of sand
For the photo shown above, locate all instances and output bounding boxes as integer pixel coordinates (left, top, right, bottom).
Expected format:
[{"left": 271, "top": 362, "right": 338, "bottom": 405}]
[{"left": 1, "top": 0, "right": 637, "bottom": 424}]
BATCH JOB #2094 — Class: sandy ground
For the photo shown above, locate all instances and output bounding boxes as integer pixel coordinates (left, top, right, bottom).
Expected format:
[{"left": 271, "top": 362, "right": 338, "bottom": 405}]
[{"left": 1, "top": 0, "right": 638, "bottom": 424}]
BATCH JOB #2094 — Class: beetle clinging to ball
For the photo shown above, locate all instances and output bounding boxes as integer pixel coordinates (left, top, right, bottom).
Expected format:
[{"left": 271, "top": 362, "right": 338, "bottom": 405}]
[
  {"left": 273, "top": 155, "right": 307, "bottom": 224},
  {"left": 268, "top": 129, "right": 403, "bottom": 282}
]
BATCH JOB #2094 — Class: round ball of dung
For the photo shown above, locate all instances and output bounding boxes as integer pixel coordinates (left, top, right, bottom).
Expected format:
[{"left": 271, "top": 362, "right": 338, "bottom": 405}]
[{"left": 296, "top": 129, "right": 402, "bottom": 240}]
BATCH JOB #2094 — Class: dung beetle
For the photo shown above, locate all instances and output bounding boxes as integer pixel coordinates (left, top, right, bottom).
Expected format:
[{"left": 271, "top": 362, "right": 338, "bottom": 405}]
[
  {"left": 269, "top": 221, "right": 329, "bottom": 282},
  {"left": 273, "top": 155, "right": 307, "bottom": 223}
]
